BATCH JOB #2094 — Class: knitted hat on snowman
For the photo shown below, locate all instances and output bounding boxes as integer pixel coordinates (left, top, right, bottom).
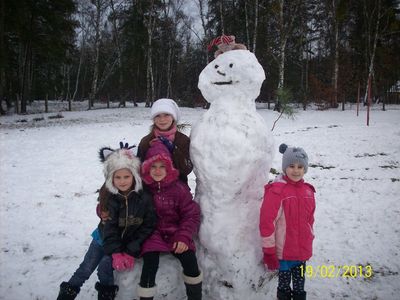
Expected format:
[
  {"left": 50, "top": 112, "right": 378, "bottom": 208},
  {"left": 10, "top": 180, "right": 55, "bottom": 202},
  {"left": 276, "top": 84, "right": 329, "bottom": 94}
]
[
  {"left": 279, "top": 143, "right": 309, "bottom": 174},
  {"left": 99, "top": 145, "right": 142, "bottom": 194},
  {"left": 207, "top": 34, "right": 247, "bottom": 58},
  {"left": 151, "top": 98, "right": 181, "bottom": 122}
]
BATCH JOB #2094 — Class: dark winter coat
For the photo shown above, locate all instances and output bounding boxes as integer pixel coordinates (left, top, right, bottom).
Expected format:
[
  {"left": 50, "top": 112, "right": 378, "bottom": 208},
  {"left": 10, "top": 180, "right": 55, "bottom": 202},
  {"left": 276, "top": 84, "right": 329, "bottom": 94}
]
[
  {"left": 102, "top": 190, "right": 157, "bottom": 258},
  {"left": 137, "top": 130, "right": 193, "bottom": 183}
]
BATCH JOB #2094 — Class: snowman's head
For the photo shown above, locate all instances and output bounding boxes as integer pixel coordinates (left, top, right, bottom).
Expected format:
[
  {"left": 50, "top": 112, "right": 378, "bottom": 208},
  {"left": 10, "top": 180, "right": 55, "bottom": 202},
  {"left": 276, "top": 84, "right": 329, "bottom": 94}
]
[{"left": 198, "top": 50, "right": 265, "bottom": 104}]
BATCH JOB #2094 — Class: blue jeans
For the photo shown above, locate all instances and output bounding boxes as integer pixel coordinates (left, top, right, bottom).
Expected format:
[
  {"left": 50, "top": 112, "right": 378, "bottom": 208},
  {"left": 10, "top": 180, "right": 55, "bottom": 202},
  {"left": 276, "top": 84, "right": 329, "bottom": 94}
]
[{"left": 68, "top": 239, "right": 114, "bottom": 288}]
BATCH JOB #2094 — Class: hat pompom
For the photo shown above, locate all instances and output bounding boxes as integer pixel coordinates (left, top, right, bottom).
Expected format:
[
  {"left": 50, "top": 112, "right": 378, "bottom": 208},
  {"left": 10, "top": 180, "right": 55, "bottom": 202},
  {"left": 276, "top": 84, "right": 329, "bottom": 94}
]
[{"left": 279, "top": 143, "right": 288, "bottom": 154}]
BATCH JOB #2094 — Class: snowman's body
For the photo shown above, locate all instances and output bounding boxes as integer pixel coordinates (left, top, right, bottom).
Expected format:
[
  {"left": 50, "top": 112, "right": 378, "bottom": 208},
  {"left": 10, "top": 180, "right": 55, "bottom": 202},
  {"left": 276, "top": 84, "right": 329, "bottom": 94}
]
[{"left": 190, "top": 50, "right": 274, "bottom": 299}]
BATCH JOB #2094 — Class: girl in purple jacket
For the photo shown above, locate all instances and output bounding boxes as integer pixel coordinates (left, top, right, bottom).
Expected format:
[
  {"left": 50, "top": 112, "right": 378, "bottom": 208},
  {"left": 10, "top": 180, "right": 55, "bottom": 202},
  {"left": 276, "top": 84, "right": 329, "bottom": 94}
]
[
  {"left": 138, "top": 140, "right": 202, "bottom": 300},
  {"left": 260, "top": 144, "right": 316, "bottom": 300}
]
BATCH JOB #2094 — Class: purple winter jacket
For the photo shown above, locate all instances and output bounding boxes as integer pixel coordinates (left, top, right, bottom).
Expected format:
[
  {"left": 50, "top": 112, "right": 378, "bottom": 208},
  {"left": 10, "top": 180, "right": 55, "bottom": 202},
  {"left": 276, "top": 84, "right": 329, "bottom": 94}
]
[{"left": 141, "top": 141, "right": 201, "bottom": 254}]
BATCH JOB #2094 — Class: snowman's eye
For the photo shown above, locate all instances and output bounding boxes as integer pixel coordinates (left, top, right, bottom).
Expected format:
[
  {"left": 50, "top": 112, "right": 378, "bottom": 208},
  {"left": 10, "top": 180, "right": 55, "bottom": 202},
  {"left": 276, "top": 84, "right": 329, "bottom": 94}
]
[
  {"left": 229, "top": 63, "right": 233, "bottom": 68},
  {"left": 214, "top": 65, "right": 219, "bottom": 68}
]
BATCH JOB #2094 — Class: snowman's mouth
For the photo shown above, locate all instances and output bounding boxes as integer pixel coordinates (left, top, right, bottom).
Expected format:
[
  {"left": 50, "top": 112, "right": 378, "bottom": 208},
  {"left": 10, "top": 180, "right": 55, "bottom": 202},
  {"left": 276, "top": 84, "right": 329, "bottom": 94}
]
[{"left": 213, "top": 81, "right": 233, "bottom": 85}]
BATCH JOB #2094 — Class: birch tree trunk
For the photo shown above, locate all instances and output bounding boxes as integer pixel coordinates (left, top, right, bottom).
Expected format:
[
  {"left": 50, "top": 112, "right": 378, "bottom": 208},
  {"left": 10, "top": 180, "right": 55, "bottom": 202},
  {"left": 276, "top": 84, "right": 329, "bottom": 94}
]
[
  {"left": 253, "top": 0, "right": 259, "bottom": 54},
  {"left": 0, "top": 0, "right": 5, "bottom": 114},
  {"left": 245, "top": 1, "right": 250, "bottom": 49},
  {"left": 277, "top": 0, "right": 286, "bottom": 92},
  {"left": 110, "top": 0, "right": 124, "bottom": 107},
  {"left": 72, "top": 35, "right": 84, "bottom": 101},
  {"left": 144, "top": 1, "right": 156, "bottom": 107},
  {"left": 196, "top": 0, "right": 211, "bottom": 63},
  {"left": 219, "top": 1, "right": 225, "bottom": 34},
  {"left": 89, "top": 0, "right": 105, "bottom": 109},
  {"left": 332, "top": 0, "right": 339, "bottom": 108},
  {"left": 275, "top": 0, "right": 301, "bottom": 108},
  {"left": 363, "top": 0, "right": 382, "bottom": 104}
]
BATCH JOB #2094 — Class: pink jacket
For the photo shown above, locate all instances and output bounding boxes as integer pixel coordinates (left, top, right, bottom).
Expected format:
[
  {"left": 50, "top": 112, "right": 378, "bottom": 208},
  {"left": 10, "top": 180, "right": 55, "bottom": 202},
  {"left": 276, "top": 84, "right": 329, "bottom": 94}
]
[
  {"left": 140, "top": 140, "right": 200, "bottom": 254},
  {"left": 259, "top": 175, "right": 316, "bottom": 261}
]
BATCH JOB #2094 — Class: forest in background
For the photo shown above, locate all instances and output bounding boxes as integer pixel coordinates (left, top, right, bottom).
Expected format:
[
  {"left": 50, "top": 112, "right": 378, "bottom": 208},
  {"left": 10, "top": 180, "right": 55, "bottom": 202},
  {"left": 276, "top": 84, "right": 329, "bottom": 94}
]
[{"left": 1, "top": 0, "right": 400, "bottom": 115}]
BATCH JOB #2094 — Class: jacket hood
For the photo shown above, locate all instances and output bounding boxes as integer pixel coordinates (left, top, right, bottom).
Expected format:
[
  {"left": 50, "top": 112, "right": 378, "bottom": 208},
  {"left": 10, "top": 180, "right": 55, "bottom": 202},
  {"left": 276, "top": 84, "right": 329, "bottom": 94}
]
[{"left": 141, "top": 140, "right": 179, "bottom": 185}]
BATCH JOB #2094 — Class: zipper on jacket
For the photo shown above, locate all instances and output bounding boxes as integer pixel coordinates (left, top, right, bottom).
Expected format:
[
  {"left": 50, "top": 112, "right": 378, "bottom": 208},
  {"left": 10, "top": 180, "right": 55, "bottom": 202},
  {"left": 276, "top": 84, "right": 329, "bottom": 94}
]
[{"left": 121, "top": 194, "right": 129, "bottom": 238}]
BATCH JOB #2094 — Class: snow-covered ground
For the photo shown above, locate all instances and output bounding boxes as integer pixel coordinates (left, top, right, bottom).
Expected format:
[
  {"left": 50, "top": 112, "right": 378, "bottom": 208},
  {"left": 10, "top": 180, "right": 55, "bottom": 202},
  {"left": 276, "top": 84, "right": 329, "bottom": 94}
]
[{"left": 0, "top": 101, "right": 399, "bottom": 299}]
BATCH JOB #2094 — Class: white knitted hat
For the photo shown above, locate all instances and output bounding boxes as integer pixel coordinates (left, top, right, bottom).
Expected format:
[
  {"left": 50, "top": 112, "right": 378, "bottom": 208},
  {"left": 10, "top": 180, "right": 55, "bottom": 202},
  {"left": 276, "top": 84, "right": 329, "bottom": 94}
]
[
  {"left": 99, "top": 147, "right": 142, "bottom": 194},
  {"left": 150, "top": 98, "right": 181, "bottom": 122}
]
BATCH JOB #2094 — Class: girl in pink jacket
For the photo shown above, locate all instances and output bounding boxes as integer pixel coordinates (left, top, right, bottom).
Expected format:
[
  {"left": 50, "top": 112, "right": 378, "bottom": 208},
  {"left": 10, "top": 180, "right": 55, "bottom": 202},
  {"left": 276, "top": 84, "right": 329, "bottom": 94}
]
[
  {"left": 259, "top": 144, "right": 315, "bottom": 300},
  {"left": 138, "top": 140, "right": 202, "bottom": 300}
]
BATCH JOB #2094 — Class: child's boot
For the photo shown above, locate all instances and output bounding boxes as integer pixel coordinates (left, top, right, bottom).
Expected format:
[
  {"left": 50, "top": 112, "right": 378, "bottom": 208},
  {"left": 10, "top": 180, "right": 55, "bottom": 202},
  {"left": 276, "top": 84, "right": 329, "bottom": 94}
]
[
  {"left": 277, "top": 289, "right": 292, "bottom": 300},
  {"left": 57, "top": 282, "right": 80, "bottom": 300},
  {"left": 183, "top": 272, "right": 202, "bottom": 300},
  {"left": 292, "top": 291, "right": 306, "bottom": 300},
  {"left": 95, "top": 282, "right": 119, "bottom": 300},
  {"left": 137, "top": 285, "right": 156, "bottom": 300}
]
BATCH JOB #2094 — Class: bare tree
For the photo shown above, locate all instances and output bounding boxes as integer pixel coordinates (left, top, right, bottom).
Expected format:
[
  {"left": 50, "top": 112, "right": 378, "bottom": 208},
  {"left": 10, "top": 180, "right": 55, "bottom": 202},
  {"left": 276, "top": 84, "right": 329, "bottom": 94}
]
[
  {"left": 252, "top": 0, "right": 259, "bottom": 53},
  {"left": 194, "top": 0, "right": 212, "bottom": 62},
  {"left": 331, "top": 0, "right": 339, "bottom": 108},
  {"left": 141, "top": 0, "right": 157, "bottom": 107},
  {"left": 276, "top": 0, "right": 302, "bottom": 95},
  {"left": 362, "top": 0, "right": 388, "bottom": 104},
  {"left": 89, "top": 0, "right": 108, "bottom": 109},
  {"left": 109, "top": 0, "right": 126, "bottom": 107},
  {"left": 72, "top": 32, "right": 86, "bottom": 102},
  {"left": 244, "top": 0, "right": 259, "bottom": 53}
]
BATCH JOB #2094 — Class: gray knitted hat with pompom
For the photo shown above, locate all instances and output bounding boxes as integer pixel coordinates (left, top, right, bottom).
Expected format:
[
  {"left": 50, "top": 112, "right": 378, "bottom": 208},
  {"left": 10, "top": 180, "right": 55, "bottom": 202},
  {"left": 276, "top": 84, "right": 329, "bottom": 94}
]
[{"left": 279, "top": 143, "right": 309, "bottom": 173}]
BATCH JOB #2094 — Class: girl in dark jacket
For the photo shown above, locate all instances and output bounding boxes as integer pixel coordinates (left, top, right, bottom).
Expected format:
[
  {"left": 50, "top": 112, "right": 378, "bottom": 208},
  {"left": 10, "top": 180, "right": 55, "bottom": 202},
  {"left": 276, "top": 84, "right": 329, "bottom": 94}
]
[
  {"left": 57, "top": 145, "right": 156, "bottom": 300},
  {"left": 138, "top": 140, "right": 202, "bottom": 300},
  {"left": 100, "top": 146, "right": 157, "bottom": 292}
]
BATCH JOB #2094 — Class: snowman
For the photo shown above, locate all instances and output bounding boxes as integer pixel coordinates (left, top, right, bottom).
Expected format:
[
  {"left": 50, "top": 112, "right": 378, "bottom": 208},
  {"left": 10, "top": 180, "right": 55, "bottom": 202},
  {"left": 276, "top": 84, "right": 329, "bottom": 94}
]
[{"left": 190, "top": 36, "right": 275, "bottom": 299}]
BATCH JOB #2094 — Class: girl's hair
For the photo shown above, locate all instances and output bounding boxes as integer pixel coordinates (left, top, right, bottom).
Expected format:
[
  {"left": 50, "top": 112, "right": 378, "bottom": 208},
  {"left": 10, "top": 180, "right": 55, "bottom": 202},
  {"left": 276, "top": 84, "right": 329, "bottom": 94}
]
[{"left": 98, "top": 184, "right": 110, "bottom": 213}]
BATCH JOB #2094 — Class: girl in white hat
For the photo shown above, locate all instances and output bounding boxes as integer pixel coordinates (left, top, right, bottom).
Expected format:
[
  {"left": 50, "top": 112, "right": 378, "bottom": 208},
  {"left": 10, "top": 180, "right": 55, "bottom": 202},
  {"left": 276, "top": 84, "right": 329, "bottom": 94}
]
[{"left": 137, "top": 98, "right": 193, "bottom": 184}]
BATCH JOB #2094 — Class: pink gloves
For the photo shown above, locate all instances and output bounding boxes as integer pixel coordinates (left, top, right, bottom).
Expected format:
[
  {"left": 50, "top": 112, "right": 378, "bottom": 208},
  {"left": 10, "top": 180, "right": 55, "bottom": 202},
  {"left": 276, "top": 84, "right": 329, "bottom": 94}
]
[
  {"left": 112, "top": 253, "right": 135, "bottom": 271},
  {"left": 263, "top": 253, "right": 279, "bottom": 271}
]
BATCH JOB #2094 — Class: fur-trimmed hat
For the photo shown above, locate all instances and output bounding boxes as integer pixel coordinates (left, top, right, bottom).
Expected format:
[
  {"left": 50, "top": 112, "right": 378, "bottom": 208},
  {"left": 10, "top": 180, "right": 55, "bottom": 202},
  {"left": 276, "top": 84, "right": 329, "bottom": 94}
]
[
  {"left": 99, "top": 147, "right": 142, "bottom": 194},
  {"left": 141, "top": 140, "right": 179, "bottom": 185},
  {"left": 151, "top": 98, "right": 181, "bottom": 122},
  {"left": 279, "top": 143, "right": 309, "bottom": 173}
]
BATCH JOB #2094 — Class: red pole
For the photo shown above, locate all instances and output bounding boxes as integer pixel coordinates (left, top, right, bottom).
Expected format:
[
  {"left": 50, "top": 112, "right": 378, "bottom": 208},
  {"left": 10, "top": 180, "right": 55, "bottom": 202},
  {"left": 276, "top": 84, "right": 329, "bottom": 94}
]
[
  {"left": 367, "top": 76, "right": 371, "bottom": 126},
  {"left": 357, "top": 82, "right": 360, "bottom": 116}
]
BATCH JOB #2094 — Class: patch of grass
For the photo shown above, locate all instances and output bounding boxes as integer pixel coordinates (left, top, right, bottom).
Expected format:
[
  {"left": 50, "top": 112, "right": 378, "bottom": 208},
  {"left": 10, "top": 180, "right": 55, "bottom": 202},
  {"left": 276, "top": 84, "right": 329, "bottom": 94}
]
[
  {"left": 48, "top": 113, "right": 64, "bottom": 119},
  {"left": 33, "top": 117, "right": 44, "bottom": 122},
  {"left": 391, "top": 178, "right": 400, "bottom": 182},
  {"left": 270, "top": 168, "right": 279, "bottom": 175},
  {"left": 379, "top": 165, "right": 398, "bottom": 169},
  {"left": 309, "top": 163, "right": 335, "bottom": 170},
  {"left": 355, "top": 153, "right": 388, "bottom": 158}
]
